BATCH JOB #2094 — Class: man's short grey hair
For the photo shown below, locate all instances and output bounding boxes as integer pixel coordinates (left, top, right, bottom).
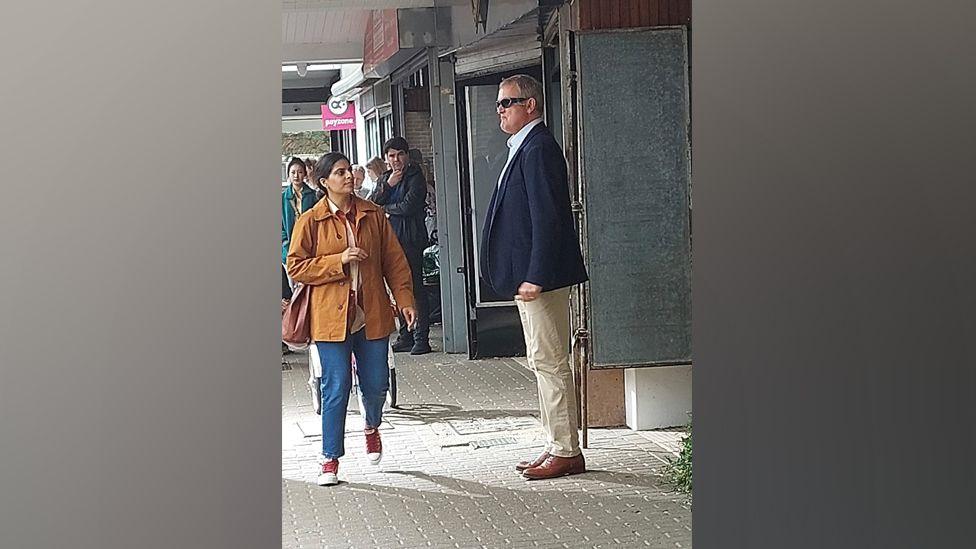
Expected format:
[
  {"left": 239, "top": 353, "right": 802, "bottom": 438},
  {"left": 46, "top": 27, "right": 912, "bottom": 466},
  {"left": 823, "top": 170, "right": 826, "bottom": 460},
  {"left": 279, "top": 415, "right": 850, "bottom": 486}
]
[
  {"left": 500, "top": 74, "right": 543, "bottom": 107},
  {"left": 351, "top": 164, "right": 365, "bottom": 174}
]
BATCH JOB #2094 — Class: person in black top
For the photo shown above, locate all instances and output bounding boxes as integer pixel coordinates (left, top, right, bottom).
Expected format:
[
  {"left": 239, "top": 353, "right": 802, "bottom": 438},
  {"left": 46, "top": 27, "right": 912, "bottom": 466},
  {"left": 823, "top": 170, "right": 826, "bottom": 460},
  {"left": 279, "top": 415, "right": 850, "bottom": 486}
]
[{"left": 370, "top": 137, "right": 431, "bottom": 355}]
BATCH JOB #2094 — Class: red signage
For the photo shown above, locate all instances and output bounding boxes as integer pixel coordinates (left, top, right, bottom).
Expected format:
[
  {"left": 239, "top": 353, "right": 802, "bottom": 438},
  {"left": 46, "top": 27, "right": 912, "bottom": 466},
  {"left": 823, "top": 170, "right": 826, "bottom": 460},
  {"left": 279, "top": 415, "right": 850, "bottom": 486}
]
[
  {"left": 362, "top": 9, "right": 399, "bottom": 74},
  {"left": 322, "top": 98, "right": 356, "bottom": 131}
]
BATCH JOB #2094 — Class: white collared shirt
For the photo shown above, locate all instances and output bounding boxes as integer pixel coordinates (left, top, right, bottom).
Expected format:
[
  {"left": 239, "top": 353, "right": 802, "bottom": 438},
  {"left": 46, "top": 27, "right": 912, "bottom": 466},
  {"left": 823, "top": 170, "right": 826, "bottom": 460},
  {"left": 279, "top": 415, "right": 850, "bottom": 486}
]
[
  {"left": 326, "top": 198, "right": 360, "bottom": 293},
  {"left": 496, "top": 117, "right": 544, "bottom": 189}
]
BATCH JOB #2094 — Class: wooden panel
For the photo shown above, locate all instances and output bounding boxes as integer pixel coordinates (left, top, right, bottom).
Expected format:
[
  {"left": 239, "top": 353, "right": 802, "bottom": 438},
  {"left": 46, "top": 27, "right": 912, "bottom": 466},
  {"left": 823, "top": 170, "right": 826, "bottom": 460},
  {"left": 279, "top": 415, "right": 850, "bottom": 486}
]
[
  {"left": 578, "top": 0, "right": 690, "bottom": 30},
  {"left": 676, "top": 0, "right": 691, "bottom": 26},
  {"left": 592, "top": 0, "right": 603, "bottom": 29},
  {"left": 669, "top": 0, "right": 681, "bottom": 25},
  {"left": 603, "top": 0, "right": 611, "bottom": 29},
  {"left": 630, "top": 0, "right": 642, "bottom": 28},
  {"left": 658, "top": 0, "right": 670, "bottom": 26},
  {"left": 609, "top": 0, "right": 620, "bottom": 28},
  {"left": 647, "top": 0, "right": 658, "bottom": 27},
  {"left": 586, "top": 369, "right": 626, "bottom": 427}
]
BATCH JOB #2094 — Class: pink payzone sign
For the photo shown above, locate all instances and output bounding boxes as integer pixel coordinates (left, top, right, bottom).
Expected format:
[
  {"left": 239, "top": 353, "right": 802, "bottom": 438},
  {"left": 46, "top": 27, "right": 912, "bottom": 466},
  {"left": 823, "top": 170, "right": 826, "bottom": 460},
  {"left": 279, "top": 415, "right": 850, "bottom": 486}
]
[{"left": 322, "top": 98, "right": 356, "bottom": 131}]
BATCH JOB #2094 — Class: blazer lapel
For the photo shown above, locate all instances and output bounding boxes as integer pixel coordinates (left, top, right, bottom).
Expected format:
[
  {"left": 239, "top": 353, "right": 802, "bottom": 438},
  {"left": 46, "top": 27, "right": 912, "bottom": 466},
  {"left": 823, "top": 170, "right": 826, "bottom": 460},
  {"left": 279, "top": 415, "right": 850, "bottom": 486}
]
[
  {"left": 485, "top": 151, "right": 517, "bottom": 242},
  {"left": 485, "top": 123, "right": 547, "bottom": 238}
]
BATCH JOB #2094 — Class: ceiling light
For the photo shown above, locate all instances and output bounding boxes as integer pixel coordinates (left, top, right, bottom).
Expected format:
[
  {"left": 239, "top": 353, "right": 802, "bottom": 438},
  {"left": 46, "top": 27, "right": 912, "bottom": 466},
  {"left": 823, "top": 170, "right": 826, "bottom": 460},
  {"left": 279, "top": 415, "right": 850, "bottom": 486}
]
[{"left": 282, "top": 64, "right": 342, "bottom": 73}]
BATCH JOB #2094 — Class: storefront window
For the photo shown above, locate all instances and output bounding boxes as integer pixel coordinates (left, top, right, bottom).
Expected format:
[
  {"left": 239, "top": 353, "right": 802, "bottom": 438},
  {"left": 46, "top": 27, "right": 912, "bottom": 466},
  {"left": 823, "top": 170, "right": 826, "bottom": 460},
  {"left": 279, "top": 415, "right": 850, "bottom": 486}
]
[
  {"left": 380, "top": 114, "right": 393, "bottom": 146},
  {"left": 330, "top": 129, "right": 358, "bottom": 161},
  {"left": 365, "top": 116, "right": 380, "bottom": 159}
]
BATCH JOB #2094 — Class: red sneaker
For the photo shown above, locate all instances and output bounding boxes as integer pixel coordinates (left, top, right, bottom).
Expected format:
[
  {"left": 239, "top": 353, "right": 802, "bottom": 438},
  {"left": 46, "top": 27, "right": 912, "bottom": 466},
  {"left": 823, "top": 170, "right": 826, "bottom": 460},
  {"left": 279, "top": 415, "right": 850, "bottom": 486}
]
[
  {"left": 317, "top": 459, "right": 339, "bottom": 486},
  {"left": 365, "top": 429, "right": 382, "bottom": 465}
]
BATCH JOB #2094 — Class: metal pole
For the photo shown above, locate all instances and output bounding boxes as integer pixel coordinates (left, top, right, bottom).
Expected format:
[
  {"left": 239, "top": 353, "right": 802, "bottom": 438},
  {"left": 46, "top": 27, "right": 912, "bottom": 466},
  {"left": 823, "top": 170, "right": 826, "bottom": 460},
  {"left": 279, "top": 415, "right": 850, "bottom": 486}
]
[{"left": 558, "top": 1, "right": 590, "bottom": 449}]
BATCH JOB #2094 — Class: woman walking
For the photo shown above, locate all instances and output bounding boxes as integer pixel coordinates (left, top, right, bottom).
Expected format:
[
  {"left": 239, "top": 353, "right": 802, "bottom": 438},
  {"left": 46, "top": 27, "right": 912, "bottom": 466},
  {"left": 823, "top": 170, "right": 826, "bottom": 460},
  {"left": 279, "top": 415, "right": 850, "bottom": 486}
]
[{"left": 286, "top": 152, "right": 416, "bottom": 486}]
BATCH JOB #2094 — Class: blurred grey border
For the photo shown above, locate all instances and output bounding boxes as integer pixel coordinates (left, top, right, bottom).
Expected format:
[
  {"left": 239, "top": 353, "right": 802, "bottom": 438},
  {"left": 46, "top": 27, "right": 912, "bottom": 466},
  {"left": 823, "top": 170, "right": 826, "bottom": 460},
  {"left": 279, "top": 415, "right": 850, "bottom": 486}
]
[
  {"left": 4, "top": 1, "right": 976, "bottom": 548},
  {"left": 0, "top": 2, "right": 281, "bottom": 548},
  {"left": 694, "top": 1, "right": 976, "bottom": 547}
]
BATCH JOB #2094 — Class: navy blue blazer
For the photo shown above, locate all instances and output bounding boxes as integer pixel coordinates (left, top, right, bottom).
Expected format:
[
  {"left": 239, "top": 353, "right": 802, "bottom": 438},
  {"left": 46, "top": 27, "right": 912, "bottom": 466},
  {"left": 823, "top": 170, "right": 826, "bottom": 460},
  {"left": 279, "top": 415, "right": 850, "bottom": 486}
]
[{"left": 480, "top": 123, "right": 588, "bottom": 297}]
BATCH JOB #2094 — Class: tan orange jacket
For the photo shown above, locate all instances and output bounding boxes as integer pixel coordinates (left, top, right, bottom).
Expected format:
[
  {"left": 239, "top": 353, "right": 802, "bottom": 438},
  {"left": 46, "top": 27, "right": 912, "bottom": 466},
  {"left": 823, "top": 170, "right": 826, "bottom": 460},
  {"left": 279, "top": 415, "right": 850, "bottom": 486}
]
[{"left": 286, "top": 196, "right": 415, "bottom": 342}]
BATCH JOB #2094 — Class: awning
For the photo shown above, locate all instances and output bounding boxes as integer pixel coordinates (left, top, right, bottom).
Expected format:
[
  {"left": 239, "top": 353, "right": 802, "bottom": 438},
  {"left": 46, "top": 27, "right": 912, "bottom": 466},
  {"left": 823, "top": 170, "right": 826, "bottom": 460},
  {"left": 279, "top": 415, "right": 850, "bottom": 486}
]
[
  {"left": 453, "top": 8, "right": 542, "bottom": 78},
  {"left": 330, "top": 64, "right": 377, "bottom": 100}
]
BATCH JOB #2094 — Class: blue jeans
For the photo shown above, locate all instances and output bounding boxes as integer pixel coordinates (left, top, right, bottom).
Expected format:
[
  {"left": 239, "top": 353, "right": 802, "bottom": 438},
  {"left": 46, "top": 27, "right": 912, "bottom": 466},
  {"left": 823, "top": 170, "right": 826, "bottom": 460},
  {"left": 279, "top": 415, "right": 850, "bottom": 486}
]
[{"left": 315, "top": 332, "right": 390, "bottom": 460}]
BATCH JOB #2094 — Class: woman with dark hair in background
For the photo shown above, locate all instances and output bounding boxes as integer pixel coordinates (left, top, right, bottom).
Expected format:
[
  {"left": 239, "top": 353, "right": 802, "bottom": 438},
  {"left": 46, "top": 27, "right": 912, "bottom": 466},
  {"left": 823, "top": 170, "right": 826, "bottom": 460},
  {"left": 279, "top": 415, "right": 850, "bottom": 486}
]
[
  {"left": 286, "top": 152, "right": 416, "bottom": 486},
  {"left": 282, "top": 157, "right": 317, "bottom": 310}
]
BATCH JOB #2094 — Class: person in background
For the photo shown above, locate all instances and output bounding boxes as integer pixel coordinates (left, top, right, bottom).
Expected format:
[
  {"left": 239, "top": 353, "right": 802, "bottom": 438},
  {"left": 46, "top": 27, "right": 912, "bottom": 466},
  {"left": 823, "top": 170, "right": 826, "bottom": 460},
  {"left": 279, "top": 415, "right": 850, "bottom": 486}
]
[
  {"left": 286, "top": 152, "right": 416, "bottom": 487},
  {"left": 305, "top": 157, "right": 325, "bottom": 200},
  {"left": 369, "top": 137, "right": 432, "bottom": 355},
  {"left": 480, "top": 74, "right": 589, "bottom": 480},
  {"left": 282, "top": 156, "right": 318, "bottom": 306},
  {"left": 351, "top": 164, "right": 369, "bottom": 199},
  {"left": 363, "top": 156, "right": 386, "bottom": 199}
]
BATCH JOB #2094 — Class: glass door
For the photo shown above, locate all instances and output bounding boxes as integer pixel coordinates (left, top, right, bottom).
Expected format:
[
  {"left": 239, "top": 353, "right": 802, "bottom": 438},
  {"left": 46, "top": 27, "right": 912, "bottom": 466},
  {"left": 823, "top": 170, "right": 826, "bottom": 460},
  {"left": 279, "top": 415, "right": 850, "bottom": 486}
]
[{"left": 456, "top": 81, "right": 527, "bottom": 358}]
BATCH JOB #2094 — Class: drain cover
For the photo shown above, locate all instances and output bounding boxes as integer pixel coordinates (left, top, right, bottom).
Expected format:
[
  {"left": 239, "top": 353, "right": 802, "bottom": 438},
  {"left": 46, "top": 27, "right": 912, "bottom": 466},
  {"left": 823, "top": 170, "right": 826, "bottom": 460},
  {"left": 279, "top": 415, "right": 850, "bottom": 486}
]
[
  {"left": 439, "top": 436, "right": 519, "bottom": 450},
  {"left": 469, "top": 436, "right": 517, "bottom": 449},
  {"left": 447, "top": 417, "right": 538, "bottom": 435}
]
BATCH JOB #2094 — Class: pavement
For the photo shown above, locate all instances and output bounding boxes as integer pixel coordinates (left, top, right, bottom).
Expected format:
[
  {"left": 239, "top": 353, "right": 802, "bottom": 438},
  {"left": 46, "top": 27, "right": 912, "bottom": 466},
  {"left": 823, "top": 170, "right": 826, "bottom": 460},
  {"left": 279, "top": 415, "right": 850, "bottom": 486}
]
[{"left": 282, "top": 327, "right": 692, "bottom": 548}]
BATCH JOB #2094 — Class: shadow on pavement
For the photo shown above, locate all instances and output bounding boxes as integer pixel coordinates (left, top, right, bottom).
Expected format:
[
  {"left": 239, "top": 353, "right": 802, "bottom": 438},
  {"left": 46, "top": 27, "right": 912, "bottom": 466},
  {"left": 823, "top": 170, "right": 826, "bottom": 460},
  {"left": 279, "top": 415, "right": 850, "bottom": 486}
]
[
  {"left": 384, "top": 403, "right": 539, "bottom": 425},
  {"left": 283, "top": 470, "right": 689, "bottom": 547}
]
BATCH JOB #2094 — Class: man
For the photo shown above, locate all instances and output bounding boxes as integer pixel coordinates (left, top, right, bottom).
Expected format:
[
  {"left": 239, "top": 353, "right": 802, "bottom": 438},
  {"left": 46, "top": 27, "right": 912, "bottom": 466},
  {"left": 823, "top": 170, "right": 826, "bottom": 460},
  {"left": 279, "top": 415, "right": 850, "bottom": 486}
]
[
  {"left": 370, "top": 137, "right": 432, "bottom": 355},
  {"left": 480, "top": 74, "right": 589, "bottom": 480}
]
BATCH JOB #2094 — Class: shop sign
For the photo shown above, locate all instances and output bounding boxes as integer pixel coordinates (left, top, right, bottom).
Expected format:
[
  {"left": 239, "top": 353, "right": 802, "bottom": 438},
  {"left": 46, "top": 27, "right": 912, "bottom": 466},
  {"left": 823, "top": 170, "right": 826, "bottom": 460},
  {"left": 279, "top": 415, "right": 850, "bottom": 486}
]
[
  {"left": 362, "top": 9, "right": 399, "bottom": 74},
  {"left": 322, "top": 98, "right": 356, "bottom": 131}
]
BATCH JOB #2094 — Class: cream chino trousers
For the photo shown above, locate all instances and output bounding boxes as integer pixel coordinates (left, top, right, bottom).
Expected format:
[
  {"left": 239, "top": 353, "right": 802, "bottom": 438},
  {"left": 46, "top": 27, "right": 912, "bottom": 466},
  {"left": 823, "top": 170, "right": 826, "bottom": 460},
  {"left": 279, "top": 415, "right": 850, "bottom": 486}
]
[{"left": 515, "top": 286, "right": 580, "bottom": 457}]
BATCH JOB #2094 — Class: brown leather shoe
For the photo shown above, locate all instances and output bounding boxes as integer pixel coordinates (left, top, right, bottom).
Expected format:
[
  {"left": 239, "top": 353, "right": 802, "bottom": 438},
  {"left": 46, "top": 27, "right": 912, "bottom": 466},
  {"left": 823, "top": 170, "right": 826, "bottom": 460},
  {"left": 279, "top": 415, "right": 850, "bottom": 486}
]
[
  {"left": 515, "top": 451, "right": 550, "bottom": 472},
  {"left": 522, "top": 453, "right": 586, "bottom": 480}
]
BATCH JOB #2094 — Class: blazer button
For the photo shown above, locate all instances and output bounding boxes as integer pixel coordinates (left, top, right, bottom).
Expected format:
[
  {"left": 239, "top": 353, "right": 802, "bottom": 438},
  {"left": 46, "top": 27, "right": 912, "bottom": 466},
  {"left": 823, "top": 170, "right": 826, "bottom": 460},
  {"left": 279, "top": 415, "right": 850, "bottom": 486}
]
[{"left": 338, "top": 304, "right": 343, "bottom": 310}]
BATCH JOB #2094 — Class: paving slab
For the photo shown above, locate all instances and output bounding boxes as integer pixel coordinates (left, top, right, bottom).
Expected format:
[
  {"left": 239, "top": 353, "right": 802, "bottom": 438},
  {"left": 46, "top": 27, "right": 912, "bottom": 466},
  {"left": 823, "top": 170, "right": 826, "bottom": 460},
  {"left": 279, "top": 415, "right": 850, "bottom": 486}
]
[{"left": 282, "top": 328, "right": 692, "bottom": 548}]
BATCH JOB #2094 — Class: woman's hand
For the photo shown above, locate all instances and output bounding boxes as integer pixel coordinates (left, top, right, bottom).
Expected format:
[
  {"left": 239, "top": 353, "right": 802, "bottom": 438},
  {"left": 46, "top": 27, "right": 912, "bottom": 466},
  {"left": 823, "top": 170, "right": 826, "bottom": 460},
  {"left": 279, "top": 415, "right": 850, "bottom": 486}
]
[
  {"left": 401, "top": 306, "right": 417, "bottom": 331},
  {"left": 340, "top": 247, "right": 369, "bottom": 265}
]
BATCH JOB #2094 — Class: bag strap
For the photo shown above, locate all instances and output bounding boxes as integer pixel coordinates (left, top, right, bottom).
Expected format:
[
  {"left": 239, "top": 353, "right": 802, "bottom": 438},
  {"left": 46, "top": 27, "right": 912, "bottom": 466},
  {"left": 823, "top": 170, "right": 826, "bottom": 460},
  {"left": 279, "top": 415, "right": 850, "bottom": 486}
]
[{"left": 295, "top": 217, "right": 319, "bottom": 286}]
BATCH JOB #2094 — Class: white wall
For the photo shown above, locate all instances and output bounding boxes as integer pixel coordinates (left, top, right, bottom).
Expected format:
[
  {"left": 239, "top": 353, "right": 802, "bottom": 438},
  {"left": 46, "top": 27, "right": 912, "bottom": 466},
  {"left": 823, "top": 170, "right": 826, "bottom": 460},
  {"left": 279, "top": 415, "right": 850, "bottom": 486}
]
[
  {"left": 281, "top": 116, "right": 324, "bottom": 133},
  {"left": 625, "top": 365, "right": 692, "bottom": 430},
  {"left": 354, "top": 102, "right": 368, "bottom": 165}
]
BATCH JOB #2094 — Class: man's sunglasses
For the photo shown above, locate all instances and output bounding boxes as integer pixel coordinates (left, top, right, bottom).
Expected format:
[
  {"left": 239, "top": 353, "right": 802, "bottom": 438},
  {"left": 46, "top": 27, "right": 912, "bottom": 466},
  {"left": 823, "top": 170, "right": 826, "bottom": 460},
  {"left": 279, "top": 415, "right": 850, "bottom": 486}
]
[{"left": 496, "top": 97, "right": 529, "bottom": 109}]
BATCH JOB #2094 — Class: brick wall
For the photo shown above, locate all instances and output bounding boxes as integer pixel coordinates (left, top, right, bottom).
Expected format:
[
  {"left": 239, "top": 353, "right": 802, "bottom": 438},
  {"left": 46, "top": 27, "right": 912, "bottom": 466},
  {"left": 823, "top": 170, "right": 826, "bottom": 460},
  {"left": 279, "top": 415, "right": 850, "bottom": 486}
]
[{"left": 404, "top": 110, "right": 434, "bottom": 186}]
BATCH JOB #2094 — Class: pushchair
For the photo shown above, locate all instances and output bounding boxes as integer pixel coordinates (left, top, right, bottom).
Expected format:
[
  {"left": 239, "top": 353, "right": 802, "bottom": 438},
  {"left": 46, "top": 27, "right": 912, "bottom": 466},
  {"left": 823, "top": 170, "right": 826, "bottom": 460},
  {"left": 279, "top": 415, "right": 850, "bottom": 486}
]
[{"left": 306, "top": 340, "right": 398, "bottom": 416}]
